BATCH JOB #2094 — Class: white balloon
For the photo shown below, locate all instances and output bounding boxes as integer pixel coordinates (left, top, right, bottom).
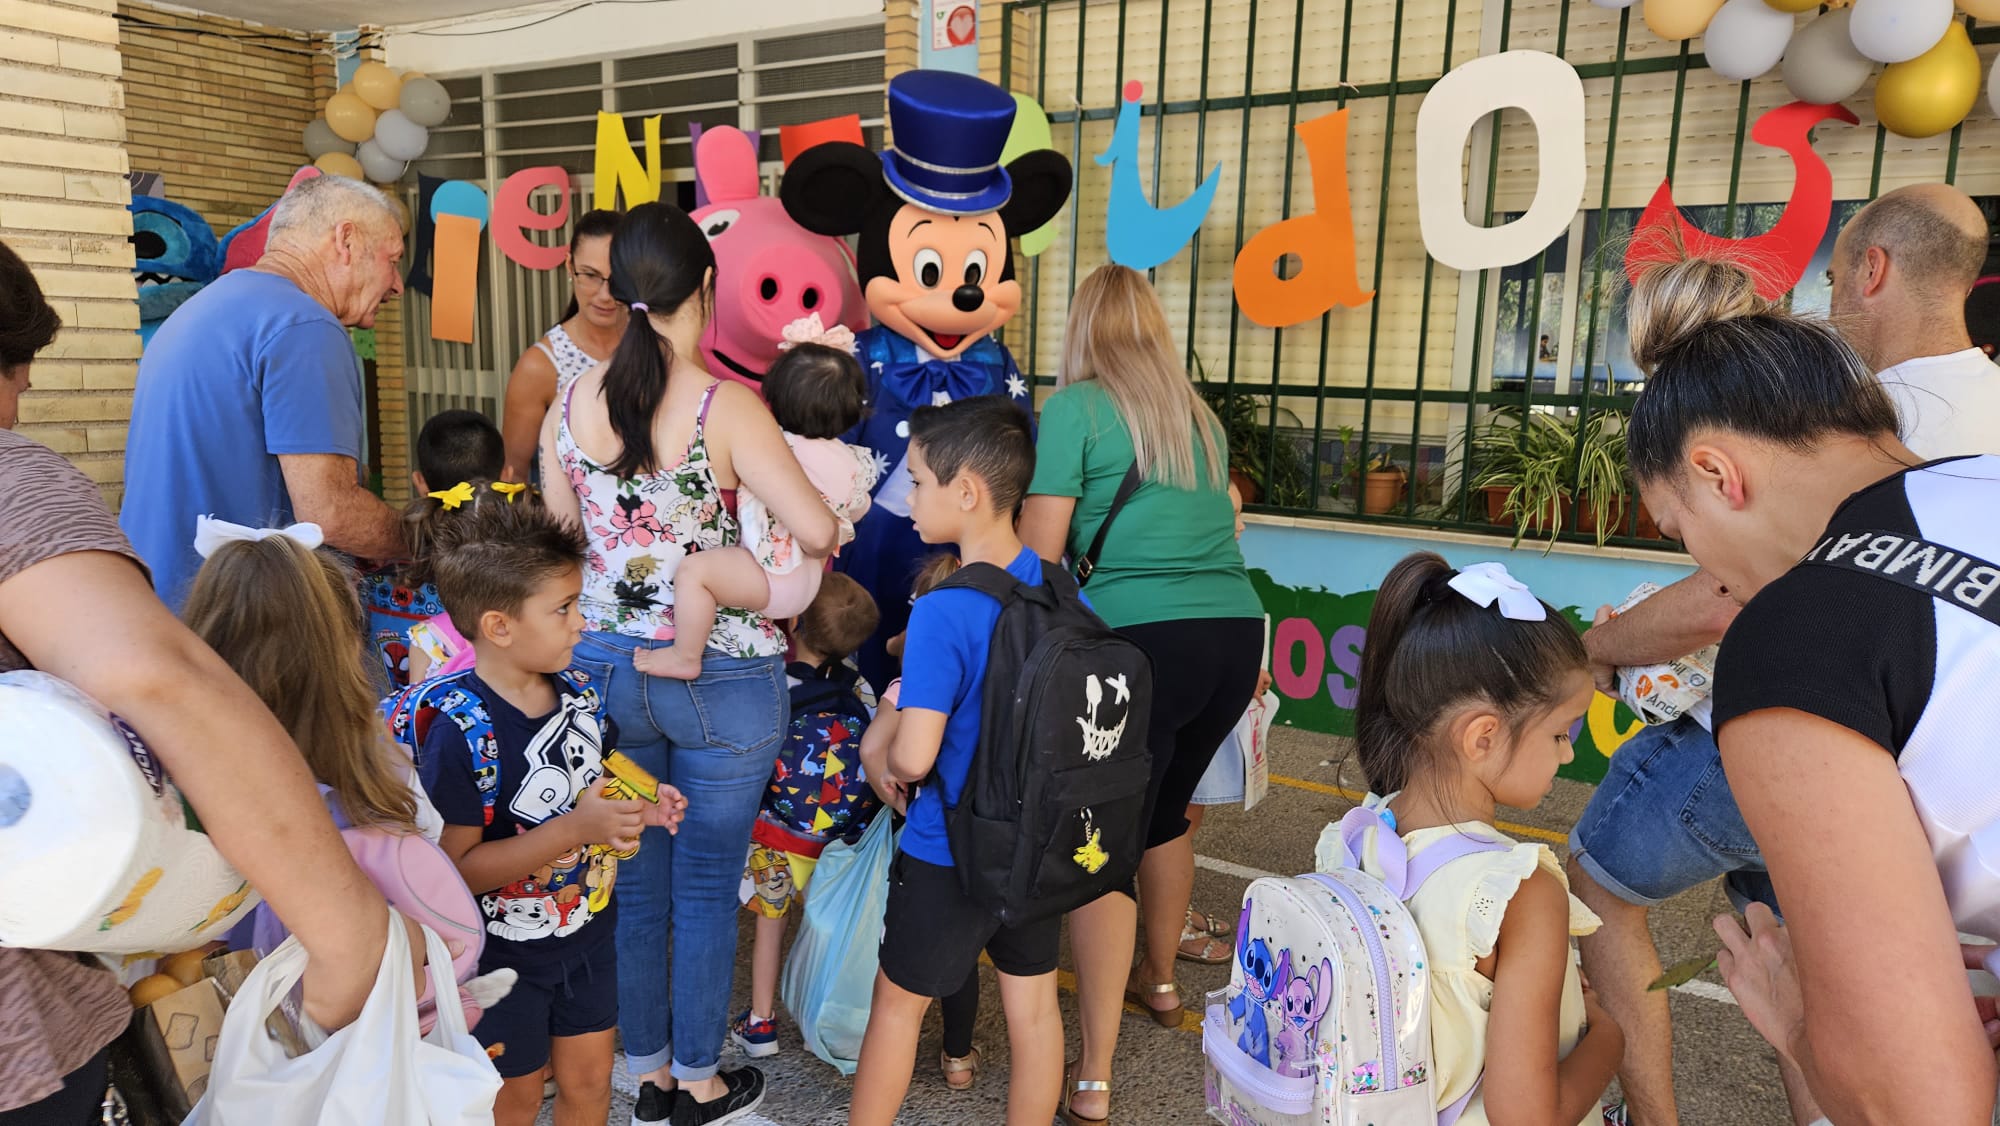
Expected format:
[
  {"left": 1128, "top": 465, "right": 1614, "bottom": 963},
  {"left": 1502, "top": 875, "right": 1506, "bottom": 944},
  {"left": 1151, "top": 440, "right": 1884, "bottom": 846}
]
[
  {"left": 1703, "top": 0, "right": 1796, "bottom": 80},
  {"left": 1991, "top": 49, "right": 2000, "bottom": 121},
  {"left": 1783, "top": 10, "right": 1876, "bottom": 105},
  {"left": 1848, "top": 0, "right": 1955, "bottom": 64},
  {"left": 355, "top": 139, "right": 408, "bottom": 184},
  {"left": 372, "top": 109, "right": 431, "bottom": 162},
  {"left": 1591, "top": 0, "right": 1642, "bottom": 7}
]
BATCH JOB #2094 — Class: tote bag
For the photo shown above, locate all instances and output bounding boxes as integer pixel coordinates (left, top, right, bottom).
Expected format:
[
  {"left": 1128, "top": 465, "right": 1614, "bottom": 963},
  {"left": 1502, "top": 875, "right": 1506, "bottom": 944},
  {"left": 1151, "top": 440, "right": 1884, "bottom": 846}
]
[
  {"left": 188, "top": 908, "right": 500, "bottom": 1125},
  {"left": 780, "top": 813, "right": 895, "bottom": 1075}
]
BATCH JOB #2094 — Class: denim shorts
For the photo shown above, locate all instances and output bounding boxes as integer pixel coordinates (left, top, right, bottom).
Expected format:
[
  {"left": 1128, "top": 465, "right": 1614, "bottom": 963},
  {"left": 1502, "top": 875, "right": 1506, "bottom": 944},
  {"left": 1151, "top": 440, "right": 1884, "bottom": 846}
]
[{"left": 1568, "top": 716, "right": 1779, "bottom": 914}]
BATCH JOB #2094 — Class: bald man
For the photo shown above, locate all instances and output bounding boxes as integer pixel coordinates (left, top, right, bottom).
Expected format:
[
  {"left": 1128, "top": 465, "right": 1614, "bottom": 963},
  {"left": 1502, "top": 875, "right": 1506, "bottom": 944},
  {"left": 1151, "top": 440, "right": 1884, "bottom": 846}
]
[{"left": 1831, "top": 183, "right": 2000, "bottom": 459}]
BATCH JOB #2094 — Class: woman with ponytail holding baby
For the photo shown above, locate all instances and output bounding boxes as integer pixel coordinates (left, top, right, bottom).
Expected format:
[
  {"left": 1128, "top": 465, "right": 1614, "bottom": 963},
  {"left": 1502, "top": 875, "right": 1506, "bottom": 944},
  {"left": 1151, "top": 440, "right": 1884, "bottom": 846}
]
[{"left": 538, "top": 202, "right": 839, "bottom": 1126}]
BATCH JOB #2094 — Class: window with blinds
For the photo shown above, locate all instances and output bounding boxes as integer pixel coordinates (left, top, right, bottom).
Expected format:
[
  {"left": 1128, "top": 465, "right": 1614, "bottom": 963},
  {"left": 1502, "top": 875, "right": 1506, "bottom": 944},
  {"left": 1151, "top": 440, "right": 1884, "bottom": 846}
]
[{"left": 401, "top": 23, "right": 886, "bottom": 426}]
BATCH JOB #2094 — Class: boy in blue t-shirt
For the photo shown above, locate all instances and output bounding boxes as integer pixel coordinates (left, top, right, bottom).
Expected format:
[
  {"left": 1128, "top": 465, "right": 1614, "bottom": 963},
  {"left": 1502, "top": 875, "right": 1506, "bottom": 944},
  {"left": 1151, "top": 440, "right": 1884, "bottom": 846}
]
[
  {"left": 850, "top": 397, "right": 1063, "bottom": 1126},
  {"left": 415, "top": 499, "right": 687, "bottom": 1126}
]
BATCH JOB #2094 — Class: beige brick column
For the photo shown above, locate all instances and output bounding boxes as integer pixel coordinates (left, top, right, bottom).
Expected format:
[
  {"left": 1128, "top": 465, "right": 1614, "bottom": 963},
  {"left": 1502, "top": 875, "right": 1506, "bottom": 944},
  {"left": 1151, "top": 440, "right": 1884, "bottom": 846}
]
[{"left": 0, "top": 0, "right": 140, "bottom": 506}]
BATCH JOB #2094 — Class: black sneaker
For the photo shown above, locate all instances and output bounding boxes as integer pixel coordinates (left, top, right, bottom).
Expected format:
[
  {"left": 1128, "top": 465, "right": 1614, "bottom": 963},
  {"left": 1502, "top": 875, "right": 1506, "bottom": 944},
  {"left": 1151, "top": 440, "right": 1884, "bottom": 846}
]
[
  {"left": 631, "top": 1080, "right": 674, "bottom": 1126},
  {"left": 670, "top": 1067, "right": 766, "bottom": 1126}
]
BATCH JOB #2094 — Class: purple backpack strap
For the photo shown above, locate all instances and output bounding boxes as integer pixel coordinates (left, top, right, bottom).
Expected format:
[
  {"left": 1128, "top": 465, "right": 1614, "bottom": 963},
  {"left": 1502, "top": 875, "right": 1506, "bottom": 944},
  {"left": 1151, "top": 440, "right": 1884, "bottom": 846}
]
[
  {"left": 1335, "top": 805, "right": 1511, "bottom": 899},
  {"left": 1437, "top": 1079, "right": 1481, "bottom": 1126}
]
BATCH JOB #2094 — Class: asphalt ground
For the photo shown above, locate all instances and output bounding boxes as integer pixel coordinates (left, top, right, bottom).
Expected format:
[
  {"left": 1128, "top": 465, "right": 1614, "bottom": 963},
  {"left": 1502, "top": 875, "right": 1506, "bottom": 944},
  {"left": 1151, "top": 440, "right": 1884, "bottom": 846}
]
[{"left": 548, "top": 723, "right": 1799, "bottom": 1126}]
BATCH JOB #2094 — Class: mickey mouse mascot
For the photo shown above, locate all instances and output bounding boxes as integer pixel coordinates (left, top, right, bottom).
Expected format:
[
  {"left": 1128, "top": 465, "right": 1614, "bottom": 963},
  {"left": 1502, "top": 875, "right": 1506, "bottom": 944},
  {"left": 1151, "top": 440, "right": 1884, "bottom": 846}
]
[{"left": 782, "top": 70, "right": 1072, "bottom": 687}]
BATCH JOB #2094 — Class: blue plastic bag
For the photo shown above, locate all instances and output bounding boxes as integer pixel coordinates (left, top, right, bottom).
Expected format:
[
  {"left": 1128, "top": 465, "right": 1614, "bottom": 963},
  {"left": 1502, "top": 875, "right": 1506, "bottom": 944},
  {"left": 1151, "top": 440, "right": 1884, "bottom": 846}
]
[{"left": 780, "top": 812, "right": 894, "bottom": 1075}]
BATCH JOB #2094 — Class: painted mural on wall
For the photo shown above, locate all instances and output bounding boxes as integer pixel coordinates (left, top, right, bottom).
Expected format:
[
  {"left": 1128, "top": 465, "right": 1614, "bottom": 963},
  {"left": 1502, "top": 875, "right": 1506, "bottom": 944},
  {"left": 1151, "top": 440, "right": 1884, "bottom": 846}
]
[{"left": 1240, "top": 523, "right": 1689, "bottom": 784}]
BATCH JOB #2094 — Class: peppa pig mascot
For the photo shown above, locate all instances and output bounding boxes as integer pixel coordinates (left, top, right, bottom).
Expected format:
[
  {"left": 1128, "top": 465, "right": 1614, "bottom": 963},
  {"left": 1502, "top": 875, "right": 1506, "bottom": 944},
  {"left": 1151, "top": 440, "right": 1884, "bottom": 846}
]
[{"left": 690, "top": 125, "right": 867, "bottom": 392}]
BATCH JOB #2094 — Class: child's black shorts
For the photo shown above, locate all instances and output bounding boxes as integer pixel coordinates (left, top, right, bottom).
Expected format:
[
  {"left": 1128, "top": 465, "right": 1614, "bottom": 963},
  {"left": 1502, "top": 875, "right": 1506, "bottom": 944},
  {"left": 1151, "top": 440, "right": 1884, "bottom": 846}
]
[
  {"left": 474, "top": 936, "right": 619, "bottom": 1079},
  {"left": 878, "top": 851, "right": 1061, "bottom": 997}
]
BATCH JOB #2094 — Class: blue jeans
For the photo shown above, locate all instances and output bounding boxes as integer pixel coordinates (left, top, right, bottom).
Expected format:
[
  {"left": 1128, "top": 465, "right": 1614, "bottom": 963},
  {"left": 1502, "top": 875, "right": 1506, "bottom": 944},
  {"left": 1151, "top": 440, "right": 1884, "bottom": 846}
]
[
  {"left": 572, "top": 631, "right": 788, "bottom": 1082},
  {"left": 1568, "top": 715, "right": 1780, "bottom": 915}
]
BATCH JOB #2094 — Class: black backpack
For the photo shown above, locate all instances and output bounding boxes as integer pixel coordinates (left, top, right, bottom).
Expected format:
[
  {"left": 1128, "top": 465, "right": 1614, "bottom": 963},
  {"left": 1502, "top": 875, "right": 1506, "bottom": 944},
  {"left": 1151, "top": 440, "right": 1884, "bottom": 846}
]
[{"left": 934, "top": 558, "right": 1155, "bottom": 925}]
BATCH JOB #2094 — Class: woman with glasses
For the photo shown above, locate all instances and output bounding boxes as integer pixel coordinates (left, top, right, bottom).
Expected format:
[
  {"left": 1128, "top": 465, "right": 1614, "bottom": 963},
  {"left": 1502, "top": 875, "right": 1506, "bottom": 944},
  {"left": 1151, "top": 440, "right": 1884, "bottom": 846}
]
[{"left": 499, "top": 208, "right": 623, "bottom": 482}]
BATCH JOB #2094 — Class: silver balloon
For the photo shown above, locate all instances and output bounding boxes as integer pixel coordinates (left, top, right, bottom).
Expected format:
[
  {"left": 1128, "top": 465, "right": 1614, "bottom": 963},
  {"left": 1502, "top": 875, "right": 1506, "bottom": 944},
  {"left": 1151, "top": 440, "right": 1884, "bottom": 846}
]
[
  {"left": 372, "top": 109, "right": 431, "bottom": 162},
  {"left": 302, "top": 117, "right": 355, "bottom": 159},
  {"left": 398, "top": 77, "right": 452, "bottom": 129},
  {"left": 1590, "top": 0, "right": 1642, "bottom": 7},
  {"left": 1704, "top": 0, "right": 1795, "bottom": 81},
  {"left": 1782, "top": 9, "right": 1876, "bottom": 105},
  {"left": 355, "top": 139, "right": 408, "bottom": 184}
]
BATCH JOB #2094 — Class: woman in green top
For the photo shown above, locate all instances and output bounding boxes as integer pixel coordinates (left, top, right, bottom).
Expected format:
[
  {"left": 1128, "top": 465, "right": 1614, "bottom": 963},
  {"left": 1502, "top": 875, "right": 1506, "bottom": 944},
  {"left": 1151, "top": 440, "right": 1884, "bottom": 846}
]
[{"left": 1020, "top": 264, "right": 1264, "bottom": 1125}]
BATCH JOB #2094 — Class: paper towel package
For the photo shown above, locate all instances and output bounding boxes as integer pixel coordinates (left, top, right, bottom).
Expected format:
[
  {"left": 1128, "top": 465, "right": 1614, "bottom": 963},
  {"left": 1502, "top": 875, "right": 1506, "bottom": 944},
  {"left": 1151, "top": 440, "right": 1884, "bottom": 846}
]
[
  {"left": 1611, "top": 583, "right": 1720, "bottom": 726},
  {"left": 0, "top": 670, "right": 259, "bottom": 954}
]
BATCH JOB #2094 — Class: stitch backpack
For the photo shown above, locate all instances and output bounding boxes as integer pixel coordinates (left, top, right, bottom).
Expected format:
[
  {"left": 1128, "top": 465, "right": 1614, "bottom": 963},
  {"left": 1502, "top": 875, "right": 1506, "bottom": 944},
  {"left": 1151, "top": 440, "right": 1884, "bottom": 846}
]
[
  {"left": 380, "top": 667, "right": 598, "bottom": 826},
  {"left": 754, "top": 661, "right": 882, "bottom": 853},
  {"left": 933, "top": 559, "right": 1153, "bottom": 926},
  {"left": 1203, "top": 807, "right": 1508, "bottom": 1126}
]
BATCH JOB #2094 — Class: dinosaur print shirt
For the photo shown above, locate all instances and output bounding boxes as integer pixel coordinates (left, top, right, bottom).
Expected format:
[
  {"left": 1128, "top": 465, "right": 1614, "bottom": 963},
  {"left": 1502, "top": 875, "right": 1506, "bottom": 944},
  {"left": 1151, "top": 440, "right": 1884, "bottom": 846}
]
[{"left": 418, "top": 671, "right": 620, "bottom": 969}]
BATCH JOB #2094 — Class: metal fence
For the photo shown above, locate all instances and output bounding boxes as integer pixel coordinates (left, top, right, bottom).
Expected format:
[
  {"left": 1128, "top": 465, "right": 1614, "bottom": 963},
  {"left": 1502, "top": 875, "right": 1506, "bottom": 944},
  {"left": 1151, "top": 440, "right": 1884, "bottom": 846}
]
[{"left": 998, "top": 0, "right": 2000, "bottom": 548}]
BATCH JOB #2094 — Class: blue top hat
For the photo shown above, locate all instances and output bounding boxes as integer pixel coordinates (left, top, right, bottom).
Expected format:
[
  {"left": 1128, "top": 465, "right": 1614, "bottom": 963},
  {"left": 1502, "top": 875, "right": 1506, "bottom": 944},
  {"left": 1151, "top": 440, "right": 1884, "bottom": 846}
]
[{"left": 880, "top": 70, "right": 1016, "bottom": 216}]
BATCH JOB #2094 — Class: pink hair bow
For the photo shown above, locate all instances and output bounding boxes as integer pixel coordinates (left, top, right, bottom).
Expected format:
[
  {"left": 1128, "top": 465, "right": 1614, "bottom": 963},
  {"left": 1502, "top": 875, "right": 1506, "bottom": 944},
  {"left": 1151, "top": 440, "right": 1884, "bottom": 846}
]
[{"left": 777, "top": 313, "right": 857, "bottom": 356}]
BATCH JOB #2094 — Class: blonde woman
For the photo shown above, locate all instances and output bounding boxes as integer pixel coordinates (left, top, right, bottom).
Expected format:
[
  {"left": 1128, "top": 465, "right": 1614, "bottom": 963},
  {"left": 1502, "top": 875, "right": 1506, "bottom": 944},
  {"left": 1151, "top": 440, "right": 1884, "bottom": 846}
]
[{"left": 1019, "top": 264, "right": 1263, "bottom": 1125}]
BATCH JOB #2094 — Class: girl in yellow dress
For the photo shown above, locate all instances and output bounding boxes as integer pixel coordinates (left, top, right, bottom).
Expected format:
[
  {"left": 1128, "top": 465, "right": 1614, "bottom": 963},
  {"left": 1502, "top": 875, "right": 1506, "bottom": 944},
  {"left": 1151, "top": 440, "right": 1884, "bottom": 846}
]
[{"left": 1319, "top": 552, "right": 1624, "bottom": 1126}]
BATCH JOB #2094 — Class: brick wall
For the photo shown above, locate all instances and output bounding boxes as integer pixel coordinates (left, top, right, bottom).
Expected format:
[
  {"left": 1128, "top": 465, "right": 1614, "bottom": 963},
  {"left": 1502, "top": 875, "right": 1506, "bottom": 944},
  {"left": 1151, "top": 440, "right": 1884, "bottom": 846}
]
[
  {"left": 0, "top": 0, "right": 141, "bottom": 503},
  {"left": 119, "top": 3, "right": 328, "bottom": 239}
]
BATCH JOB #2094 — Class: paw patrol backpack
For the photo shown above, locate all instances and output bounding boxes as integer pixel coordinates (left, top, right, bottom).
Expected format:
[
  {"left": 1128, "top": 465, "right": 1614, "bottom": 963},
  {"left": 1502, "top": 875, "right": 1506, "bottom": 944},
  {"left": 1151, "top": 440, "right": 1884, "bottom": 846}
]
[{"left": 1203, "top": 805, "right": 1507, "bottom": 1125}]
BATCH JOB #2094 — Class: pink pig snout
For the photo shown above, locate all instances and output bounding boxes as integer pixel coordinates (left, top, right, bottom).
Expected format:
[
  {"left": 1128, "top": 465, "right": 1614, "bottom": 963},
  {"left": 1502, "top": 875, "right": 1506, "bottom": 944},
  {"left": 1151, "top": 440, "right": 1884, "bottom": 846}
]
[{"left": 732, "top": 242, "right": 845, "bottom": 338}]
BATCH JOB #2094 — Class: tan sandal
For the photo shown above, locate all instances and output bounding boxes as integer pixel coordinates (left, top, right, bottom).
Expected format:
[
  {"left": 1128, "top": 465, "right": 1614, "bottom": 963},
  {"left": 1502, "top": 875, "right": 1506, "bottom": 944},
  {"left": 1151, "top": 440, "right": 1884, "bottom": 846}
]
[
  {"left": 1059, "top": 1059, "right": 1109, "bottom": 1126},
  {"left": 1123, "top": 976, "right": 1184, "bottom": 1028},
  {"left": 1186, "top": 904, "right": 1234, "bottom": 938},
  {"left": 1176, "top": 920, "right": 1233, "bottom": 965},
  {"left": 939, "top": 1047, "right": 979, "bottom": 1091}
]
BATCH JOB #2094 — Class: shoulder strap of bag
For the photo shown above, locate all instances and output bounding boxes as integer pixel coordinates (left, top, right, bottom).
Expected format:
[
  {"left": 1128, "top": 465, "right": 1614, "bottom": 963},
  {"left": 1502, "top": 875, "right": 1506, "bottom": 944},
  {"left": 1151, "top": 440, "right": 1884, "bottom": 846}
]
[
  {"left": 1075, "top": 461, "right": 1144, "bottom": 588},
  {"left": 1798, "top": 529, "right": 2000, "bottom": 627},
  {"left": 936, "top": 560, "right": 1028, "bottom": 604}
]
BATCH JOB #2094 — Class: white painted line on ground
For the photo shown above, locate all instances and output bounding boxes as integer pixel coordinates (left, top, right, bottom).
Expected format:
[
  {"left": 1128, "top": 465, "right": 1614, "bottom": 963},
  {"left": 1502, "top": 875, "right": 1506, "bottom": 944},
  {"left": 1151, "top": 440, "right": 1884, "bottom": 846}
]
[{"left": 1194, "top": 853, "right": 1741, "bottom": 1007}]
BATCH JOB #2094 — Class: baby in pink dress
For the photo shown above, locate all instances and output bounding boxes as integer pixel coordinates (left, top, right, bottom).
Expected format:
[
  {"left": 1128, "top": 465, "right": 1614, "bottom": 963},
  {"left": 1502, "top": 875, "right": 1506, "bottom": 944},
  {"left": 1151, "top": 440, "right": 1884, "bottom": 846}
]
[{"left": 636, "top": 317, "right": 877, "bottom": 680}]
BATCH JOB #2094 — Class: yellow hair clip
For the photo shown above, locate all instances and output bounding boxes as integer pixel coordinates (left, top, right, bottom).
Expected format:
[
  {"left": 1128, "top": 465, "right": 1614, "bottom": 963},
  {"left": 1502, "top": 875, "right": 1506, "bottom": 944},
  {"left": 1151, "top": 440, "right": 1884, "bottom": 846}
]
[
  {"left": 428, "top": 481, "right": 476, "bottom": 510},
  {"left": 490, "top": 482, "right": 527, "bottom": 503}
]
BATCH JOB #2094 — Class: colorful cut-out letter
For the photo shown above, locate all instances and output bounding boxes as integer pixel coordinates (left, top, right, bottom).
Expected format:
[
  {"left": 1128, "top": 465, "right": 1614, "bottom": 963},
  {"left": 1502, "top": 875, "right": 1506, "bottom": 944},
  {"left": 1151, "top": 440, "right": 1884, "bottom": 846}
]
[
  {"left": 1415, "top": 50, "right": 1586, "bottom": 272},
  {"left": 1623, "top": 101, "right": 1858, "bottom": 300},
  {"left": 430, "top": 212, "right": 481, "bottom": 344},
  {"left": 493, "top": 166, "right": 572, "bottom": 271},
  {"left": 595, "top": 110, "right": 661, "bottom": 211},
  {"left": 1231, "top": 107, "right": 1374, "bottom": 329},
  {"left": 1098, "top": 81, "right": 1219, "bottom": 271}
]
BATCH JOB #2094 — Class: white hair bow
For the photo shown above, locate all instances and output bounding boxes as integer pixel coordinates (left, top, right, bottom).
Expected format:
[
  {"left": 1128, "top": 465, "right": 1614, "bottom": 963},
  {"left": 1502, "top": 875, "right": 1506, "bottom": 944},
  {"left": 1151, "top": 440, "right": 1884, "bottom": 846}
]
[
  {"left": 1447, "top": 561, "right": 1547, "bottom": 622},
  {"left": 193, "top": 515, "right": 325, "bottom": 560},
  {"left": 777, "top": 313, "right": 857, "bottom": 356}
]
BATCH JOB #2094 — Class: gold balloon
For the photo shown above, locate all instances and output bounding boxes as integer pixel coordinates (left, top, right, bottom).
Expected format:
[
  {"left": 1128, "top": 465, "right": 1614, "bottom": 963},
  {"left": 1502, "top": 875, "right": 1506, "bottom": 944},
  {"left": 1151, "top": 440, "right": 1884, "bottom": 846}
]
[
  {"left": 401, "top": 70, "right": 426, "bottom": 80},
  {"left": 1763, "top": 0, "right": 1819, "bottom": 10},
  {"left": 314, "top": 151, "right": 366, "bottom": 180},
  {"left": 387, "top": 194, "right": 411, "bottom": 232},
  {"left": 1645, "top": 0, "right": 1726, "bottom": 41},
  {"left": 1958, "top": 0, "right": 2000, "bottom": 19},
  {"left": 352, "top": 61, "right": 403, "bottom": 112},
  {"left": 324, "top": 91, "right": 377, "bottom": 143},
  {"left": 1875, "top": 21, "right": 1980, "bottom": 138}
]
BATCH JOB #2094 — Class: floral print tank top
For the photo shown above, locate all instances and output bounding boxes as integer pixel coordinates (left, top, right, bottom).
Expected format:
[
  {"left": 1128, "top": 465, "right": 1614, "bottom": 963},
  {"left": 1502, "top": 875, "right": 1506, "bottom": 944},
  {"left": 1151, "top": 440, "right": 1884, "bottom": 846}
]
[{"left": 556, "top": 380, "right": 786, "bottom": 657}]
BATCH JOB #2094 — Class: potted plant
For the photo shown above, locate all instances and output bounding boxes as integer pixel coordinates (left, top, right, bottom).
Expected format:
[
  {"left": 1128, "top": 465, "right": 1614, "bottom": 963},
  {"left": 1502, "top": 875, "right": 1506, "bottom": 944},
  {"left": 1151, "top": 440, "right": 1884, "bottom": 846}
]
[
  {"left": 1193, "top": 354, "right": 1311, "bottom": 508},
  {"left": 1455, "top": 407, "right": 1573, "bottom": 548},
  {"left": 1361, "top": 450, "right": 1407, "bottom": 515}
]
